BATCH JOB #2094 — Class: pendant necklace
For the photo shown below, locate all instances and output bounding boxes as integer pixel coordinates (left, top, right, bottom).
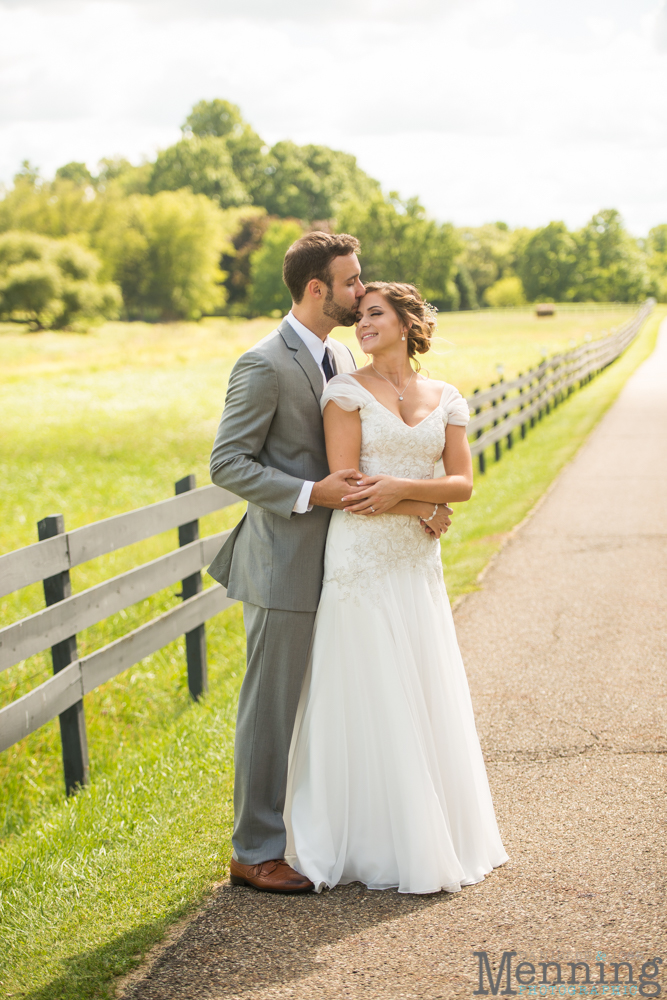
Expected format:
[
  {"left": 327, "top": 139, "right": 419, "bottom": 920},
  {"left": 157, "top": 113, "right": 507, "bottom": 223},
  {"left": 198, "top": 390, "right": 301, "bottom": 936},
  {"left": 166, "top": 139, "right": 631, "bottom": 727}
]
[{"left": 371, "top": 362, "right": 415, "bottom": 401}]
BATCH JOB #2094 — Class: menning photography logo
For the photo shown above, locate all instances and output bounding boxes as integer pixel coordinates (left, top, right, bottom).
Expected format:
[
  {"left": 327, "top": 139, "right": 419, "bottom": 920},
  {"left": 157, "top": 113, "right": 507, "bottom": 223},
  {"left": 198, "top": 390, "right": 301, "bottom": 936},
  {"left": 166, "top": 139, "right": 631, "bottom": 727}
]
[{"left": 472, "top": 951, "right": 663, "bottom": 996}]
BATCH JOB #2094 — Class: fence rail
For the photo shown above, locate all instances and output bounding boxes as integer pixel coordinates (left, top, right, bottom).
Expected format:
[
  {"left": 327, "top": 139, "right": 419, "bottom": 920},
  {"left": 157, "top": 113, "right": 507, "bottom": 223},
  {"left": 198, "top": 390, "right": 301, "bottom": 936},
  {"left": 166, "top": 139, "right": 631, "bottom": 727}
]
[
  {"left": 0, "top": 530, "right": 231, "bottom": 673},
  {"left": 0, "top": 477, "right": 241, "bottom": 791},
  {"left": 1, "top": 586, "right": 235, "bottom": 755},
  {"left": 0, "top": 300, "right": 654, "bottom": 793},
  {"left": 462, "top": 299, "right": 653, "bottom": 472},
  {"left": 0, "top": 484, "right": 238, "bottom": 600}
]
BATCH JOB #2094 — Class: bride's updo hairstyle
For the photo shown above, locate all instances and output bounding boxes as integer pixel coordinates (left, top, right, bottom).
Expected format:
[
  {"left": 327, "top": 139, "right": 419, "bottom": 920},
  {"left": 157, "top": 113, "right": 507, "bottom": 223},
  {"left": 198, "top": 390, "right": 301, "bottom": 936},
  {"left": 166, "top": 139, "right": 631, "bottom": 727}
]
[{"left": 363, "top": 281, "right": 436, "bottom": 369}]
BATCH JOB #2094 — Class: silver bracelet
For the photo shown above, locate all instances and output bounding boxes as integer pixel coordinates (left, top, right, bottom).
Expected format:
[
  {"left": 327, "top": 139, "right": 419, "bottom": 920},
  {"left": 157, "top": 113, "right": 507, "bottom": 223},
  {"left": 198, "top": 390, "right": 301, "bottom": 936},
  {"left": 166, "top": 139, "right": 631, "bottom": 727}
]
[{"left": 421, "top": 503, "right": 439, "bottom": 523}]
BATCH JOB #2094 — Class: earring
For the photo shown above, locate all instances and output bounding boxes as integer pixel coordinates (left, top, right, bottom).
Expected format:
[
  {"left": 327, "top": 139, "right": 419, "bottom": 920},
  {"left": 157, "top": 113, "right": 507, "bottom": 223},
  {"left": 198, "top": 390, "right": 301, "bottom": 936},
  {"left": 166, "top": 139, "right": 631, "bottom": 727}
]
[{"left": 401, "top": 332, "right": 406, "bottom": 341}]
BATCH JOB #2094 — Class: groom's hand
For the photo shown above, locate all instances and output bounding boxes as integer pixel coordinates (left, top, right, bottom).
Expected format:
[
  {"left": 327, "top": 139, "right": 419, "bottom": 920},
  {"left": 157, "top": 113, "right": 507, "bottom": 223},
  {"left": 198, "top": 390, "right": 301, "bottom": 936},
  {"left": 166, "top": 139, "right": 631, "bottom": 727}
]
[{"left": 310, "top": 469, "right": 365, "bottom": 510}]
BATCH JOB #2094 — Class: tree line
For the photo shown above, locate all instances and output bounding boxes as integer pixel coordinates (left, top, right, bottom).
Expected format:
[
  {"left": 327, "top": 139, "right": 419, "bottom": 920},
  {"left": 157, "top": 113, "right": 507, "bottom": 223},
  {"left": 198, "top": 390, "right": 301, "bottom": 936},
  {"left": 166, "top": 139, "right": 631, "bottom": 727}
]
[{"left": 1, "top": 98, "right": 665, "bottom": 329}]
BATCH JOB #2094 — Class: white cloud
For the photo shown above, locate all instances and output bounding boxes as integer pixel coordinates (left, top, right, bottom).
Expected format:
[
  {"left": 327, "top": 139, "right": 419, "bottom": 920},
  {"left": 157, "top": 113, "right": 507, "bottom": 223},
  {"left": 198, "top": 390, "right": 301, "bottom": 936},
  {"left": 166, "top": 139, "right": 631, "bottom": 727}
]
[
  {"left": 0, "top": 0, "right": 461, "bottom": 21},
  {"left": 0, "top": 0, "right": 666, "bottom": 234}
]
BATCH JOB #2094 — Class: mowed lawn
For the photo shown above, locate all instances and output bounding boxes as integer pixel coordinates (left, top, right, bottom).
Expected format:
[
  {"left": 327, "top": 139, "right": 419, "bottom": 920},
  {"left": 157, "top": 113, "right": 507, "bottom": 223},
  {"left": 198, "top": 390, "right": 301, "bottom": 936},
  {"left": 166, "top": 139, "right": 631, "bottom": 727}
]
[{"left": 0, "top": 304, "right": 662, "bottom": 999}]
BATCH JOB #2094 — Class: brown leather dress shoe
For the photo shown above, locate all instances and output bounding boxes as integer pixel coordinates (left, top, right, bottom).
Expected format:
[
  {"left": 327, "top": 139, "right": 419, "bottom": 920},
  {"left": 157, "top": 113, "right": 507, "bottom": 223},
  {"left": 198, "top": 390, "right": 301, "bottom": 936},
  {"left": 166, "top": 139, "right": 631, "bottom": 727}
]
[{"left": 229, "top": 858, "right": 314, "bottom": 893}]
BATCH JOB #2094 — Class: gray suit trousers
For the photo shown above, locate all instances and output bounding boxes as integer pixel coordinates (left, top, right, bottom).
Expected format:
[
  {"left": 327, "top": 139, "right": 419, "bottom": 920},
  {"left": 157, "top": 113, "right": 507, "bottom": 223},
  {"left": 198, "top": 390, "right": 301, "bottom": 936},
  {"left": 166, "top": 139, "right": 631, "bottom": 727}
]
[{"left": 232, "top": 602, "right": 316, "bottom": 864}]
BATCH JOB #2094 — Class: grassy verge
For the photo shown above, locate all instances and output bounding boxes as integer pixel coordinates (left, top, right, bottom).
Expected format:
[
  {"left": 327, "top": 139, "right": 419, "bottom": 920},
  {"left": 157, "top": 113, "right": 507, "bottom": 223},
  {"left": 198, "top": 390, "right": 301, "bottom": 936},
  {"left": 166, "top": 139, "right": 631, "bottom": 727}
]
[
  {"left": 0, "top": 605, "right": 245, "bottom": 1000},
  {"left": 0, "top": 305, "right": 662, "bottom": 998}
]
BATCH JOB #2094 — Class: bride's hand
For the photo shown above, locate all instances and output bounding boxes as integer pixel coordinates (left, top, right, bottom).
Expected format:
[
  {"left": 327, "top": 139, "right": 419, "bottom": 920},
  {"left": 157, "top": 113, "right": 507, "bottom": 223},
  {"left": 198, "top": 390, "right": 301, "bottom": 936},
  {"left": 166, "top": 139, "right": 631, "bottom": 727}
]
[
  {"left": 420, "top": 505, "right": 453, "bottom": 538},
  {"left": 341, "top": 475, "right": 407, "bottom": 515}
]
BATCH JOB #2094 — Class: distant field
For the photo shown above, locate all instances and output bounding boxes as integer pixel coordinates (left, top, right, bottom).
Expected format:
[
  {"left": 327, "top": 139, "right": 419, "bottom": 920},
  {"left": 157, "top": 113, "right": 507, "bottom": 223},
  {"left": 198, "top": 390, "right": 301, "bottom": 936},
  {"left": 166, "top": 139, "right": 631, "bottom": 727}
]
[
  {"left": 0, "top": 302, "right": 636, "bottom": 390},
  {"left": 0, "top": 304, "right": 662, "bottom": 999},
  {"left": 428, "top": 304, "right": 638, "bottom": 393}
]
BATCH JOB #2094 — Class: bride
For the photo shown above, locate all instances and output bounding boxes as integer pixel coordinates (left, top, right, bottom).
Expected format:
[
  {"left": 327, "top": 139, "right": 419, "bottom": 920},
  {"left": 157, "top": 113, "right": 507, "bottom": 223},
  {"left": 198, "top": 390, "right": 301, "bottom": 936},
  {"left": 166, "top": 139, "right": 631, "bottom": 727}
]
[{"left": 284, "top": 281, "right": 508, "bottom": 895}]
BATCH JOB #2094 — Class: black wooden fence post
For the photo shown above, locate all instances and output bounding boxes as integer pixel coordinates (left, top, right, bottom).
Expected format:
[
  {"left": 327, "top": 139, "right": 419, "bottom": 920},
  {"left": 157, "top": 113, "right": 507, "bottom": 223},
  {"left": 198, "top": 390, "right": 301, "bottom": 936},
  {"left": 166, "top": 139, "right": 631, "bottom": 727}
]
[
  {"left": 175, "top": 475, "right": 208, "bottom": 700},
  {"left": 538, "top": 371, "right": 545, "bottom": 421},
  {"left": 491, "top": 383, "right": 501, "bottom": 462},
  {"left": 502, "top": 378, "right": 512, "bottom": 450},
  {"left": 38, "top": 514, "right": 89, "bottom": 796},
  {"left": 473, "top": 388, "right": 485, "bottom": 474}
]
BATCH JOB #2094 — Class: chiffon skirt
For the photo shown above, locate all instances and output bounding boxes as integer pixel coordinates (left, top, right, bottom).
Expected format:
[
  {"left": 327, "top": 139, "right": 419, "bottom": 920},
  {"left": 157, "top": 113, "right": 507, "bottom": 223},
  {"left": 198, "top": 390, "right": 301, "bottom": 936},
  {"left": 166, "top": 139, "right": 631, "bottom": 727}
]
[{"left": 284, "top": 513, "right": 508, "bottom": 895}]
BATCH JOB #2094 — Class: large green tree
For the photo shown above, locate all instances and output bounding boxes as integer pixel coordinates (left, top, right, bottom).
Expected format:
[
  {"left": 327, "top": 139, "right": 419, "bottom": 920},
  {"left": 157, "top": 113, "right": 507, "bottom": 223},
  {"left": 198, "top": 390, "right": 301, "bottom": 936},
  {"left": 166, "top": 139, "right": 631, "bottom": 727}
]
[
  {"left": 338, "top": 194, "right": 461, "bottom": 310},
  {"left": 257, "top": 141, "right": 379, "bottom": 221},
  {"left": 247, "top": 218, "right": 303, "bottom": 316},
  {"left": 0, "top": 174, "right": 103, "bottom": 241},
  {"left": 96, "top": 189, "right": 232, "bottom": 320},
  {"left": 456, "top": 223, "right": 514, "bottom": 303},
  {"left": 149, "top": 135, "right": 249, "bottom": 208},
  {"left": 183, "top": 98, "right": 244, "bottom": 138},
  {"left": 220, "top": 208, "right": 270, "bottom": 311},
  {"left": 0, "top": 230, "right": 120, "bottom": 329},
  {"left": 182, "top": 98, "right": 266, "bottom": 196},
  {"left": 96, "top": 157, "right": 152, "bottom": 195},
  {"left": 55, "top": 162, "right": 93, "bottom": 187},
  {"left": 0, "top": 168, "right": 240, "bottom": 318},
  {"left": 456, "top": 223, "right": 534, "bottom": 306},
  {"left": 572, "top": 209, "right": 649, "bottom": 302},
  {"left": 646, "top": 224, "right": 667, "bottom": 302},
  {"left": 452, "top": 266, "right": 478, "bottom": 310},
  {"left": 518, "top": 221, "right": 578, "bottom": 301}
]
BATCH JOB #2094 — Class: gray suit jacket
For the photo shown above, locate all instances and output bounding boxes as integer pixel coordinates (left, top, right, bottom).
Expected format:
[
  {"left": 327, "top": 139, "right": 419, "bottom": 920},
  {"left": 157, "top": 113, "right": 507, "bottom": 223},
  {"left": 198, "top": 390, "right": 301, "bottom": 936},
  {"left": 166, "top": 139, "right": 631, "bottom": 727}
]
[{"left": 208, "top": 318, "right": 356, "bottom": 612}]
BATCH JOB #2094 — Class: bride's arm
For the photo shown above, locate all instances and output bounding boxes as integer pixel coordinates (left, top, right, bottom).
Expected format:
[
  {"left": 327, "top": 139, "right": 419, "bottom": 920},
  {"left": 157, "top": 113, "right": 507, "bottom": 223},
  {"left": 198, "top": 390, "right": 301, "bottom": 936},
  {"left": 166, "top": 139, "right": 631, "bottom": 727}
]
[
  {"left": 322, "top": 401, "right": 362, "bottom": 484},
  {"left": 323, "top": 402, "right": 444, "bottom": 521},
  {"left": 341, "top": 424, "right": 474, "bottom": 515}
]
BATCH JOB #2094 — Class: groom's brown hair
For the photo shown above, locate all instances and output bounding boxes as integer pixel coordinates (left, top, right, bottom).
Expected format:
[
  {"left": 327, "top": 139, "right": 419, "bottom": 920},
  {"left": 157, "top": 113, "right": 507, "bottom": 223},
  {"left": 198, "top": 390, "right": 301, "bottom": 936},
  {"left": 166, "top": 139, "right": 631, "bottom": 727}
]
[{"left": 283, "top": 231, "right": 360, "bottom": 303}]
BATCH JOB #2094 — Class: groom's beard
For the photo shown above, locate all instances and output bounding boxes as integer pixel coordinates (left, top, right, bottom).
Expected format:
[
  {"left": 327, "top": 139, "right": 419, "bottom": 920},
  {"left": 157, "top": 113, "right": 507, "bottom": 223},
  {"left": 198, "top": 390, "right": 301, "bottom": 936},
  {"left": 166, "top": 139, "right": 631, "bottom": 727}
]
[{"left": 322, "top": 286, "right": 358, "bottom": 327}]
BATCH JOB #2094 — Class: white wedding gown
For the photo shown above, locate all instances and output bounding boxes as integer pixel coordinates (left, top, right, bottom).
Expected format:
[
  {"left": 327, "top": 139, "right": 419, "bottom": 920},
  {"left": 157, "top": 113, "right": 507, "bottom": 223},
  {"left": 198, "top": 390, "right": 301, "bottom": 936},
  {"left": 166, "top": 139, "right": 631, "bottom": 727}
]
[{"left": 284, "top": 374, "right": 508, "bottom": 894}]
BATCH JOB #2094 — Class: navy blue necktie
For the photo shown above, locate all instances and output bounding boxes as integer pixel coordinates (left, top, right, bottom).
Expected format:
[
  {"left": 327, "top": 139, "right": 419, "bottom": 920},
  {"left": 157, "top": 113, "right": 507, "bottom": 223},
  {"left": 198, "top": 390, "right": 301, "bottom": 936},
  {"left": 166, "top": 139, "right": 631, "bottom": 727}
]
[{"left": 322, "top": 349, "right": 336, "bottom": 382}]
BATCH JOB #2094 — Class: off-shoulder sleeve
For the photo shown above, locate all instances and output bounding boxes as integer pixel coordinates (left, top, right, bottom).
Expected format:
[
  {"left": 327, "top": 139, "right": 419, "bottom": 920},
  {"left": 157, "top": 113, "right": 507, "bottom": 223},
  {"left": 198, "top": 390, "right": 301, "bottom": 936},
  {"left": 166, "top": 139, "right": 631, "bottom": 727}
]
[
  {"left": 439, "top": 383, "right": 470, "bottom": 426},
  {"left": 320, "top": 374, "right": 373, "bottom": 414}
]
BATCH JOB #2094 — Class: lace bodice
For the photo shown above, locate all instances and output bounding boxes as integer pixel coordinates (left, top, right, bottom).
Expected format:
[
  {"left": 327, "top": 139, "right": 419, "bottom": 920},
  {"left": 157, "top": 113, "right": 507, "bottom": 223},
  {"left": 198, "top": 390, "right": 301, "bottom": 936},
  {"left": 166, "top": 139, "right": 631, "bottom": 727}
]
[
  {"left": 321, "top": 374, "right": 469, "bottom": 479},
  {"left": 319, "top": 375, "right": 469, "bottom": 601}
]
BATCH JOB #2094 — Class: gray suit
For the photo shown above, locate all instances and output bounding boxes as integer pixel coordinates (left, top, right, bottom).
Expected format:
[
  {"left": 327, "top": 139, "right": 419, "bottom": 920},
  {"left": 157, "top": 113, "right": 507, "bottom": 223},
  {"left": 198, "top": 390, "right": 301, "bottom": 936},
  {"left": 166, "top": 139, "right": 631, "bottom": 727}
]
[{"left": 208, "top": 318, "right": 356, "bottom": 863}]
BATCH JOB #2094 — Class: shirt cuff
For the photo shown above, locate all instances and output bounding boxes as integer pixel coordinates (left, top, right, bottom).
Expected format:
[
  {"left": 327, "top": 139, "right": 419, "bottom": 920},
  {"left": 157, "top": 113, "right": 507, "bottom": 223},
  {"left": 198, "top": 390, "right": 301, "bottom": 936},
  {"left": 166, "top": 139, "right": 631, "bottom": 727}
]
[{"left": 293, "top": 480, "right": 314, "bottom": 514}]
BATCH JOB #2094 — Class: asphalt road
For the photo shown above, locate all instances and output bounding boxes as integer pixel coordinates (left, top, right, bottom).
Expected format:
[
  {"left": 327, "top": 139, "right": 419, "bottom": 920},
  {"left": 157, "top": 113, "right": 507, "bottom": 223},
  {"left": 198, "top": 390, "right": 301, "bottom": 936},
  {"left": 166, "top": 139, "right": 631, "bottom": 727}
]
[{"left": 120, "top": 322, "right": 667, "bottom": 1000}]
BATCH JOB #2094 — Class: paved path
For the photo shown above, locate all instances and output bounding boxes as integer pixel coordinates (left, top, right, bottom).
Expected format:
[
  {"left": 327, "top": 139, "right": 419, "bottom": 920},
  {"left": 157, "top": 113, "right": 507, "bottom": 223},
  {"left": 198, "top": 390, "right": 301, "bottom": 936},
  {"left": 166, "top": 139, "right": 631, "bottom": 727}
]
[{"left": 121, "top": 324, "right": 667, "bottom": 1000}]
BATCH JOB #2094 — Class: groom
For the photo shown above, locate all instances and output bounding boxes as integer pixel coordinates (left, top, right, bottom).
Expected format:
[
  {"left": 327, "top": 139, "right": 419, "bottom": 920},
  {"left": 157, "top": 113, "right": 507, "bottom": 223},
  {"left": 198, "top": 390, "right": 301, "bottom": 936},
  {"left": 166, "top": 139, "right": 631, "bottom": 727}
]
[{"left": 208, "top": 231, "right": 366, "bottom": 892}]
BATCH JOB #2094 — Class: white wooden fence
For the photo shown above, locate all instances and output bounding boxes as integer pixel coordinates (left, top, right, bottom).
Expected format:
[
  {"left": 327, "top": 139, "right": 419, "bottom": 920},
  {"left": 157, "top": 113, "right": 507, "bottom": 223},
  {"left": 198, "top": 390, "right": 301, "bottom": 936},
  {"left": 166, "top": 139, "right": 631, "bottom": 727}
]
[
  {"left": 0, "top": 477, "right": 240, "bottom": 792},
  {"left": 464, "top": 300, "right": 653, "bottom": 472}
]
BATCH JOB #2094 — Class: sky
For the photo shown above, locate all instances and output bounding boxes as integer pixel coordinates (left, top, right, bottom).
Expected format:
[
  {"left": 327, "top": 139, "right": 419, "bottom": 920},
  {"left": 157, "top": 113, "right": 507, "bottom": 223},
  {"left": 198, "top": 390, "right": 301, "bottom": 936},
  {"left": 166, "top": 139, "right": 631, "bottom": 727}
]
[{"left": 1, "top": 0, "right": 667, "bottom": 235}]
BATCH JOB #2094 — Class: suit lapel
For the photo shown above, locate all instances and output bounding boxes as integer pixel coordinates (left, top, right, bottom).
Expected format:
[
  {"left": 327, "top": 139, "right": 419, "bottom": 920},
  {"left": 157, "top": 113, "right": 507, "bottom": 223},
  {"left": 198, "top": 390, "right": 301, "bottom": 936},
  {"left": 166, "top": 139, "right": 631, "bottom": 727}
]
[{"left": 279, "top": 319, "right": 324, "bottom": 403}]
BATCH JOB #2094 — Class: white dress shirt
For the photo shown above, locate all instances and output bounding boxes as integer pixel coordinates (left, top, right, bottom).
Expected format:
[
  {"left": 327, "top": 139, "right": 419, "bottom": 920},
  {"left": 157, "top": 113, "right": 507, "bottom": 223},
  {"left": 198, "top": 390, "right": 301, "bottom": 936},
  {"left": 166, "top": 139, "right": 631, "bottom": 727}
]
[{"left": 286, "top": 310, "right": 336, "bottom": 514}]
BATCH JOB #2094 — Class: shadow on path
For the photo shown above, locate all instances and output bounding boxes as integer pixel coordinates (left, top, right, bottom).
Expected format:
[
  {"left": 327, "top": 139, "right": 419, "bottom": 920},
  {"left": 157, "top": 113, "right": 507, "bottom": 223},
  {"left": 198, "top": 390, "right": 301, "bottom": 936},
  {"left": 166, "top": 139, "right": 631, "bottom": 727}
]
[{"left": 119, "top": 881, "right": 446, "bottom": 999}]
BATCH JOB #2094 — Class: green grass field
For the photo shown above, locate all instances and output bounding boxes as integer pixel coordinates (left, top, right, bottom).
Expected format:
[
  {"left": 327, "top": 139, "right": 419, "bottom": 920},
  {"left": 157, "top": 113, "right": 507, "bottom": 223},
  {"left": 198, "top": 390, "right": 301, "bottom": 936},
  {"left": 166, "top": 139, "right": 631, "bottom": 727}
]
[{"left": 0, "top": 303, "right": 662, "bottom": 999}]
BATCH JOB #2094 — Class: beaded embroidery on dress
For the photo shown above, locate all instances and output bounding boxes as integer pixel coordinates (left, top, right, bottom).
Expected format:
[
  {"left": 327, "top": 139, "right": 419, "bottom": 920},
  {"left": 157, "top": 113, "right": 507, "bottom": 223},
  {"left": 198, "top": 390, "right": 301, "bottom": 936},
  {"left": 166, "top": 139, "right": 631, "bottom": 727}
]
[
  {"left": 284, "top": 374, "right": 508, "bottom": 895},
  {"left": 321, "top": 377, "right": 452, "bottom": 604}
]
